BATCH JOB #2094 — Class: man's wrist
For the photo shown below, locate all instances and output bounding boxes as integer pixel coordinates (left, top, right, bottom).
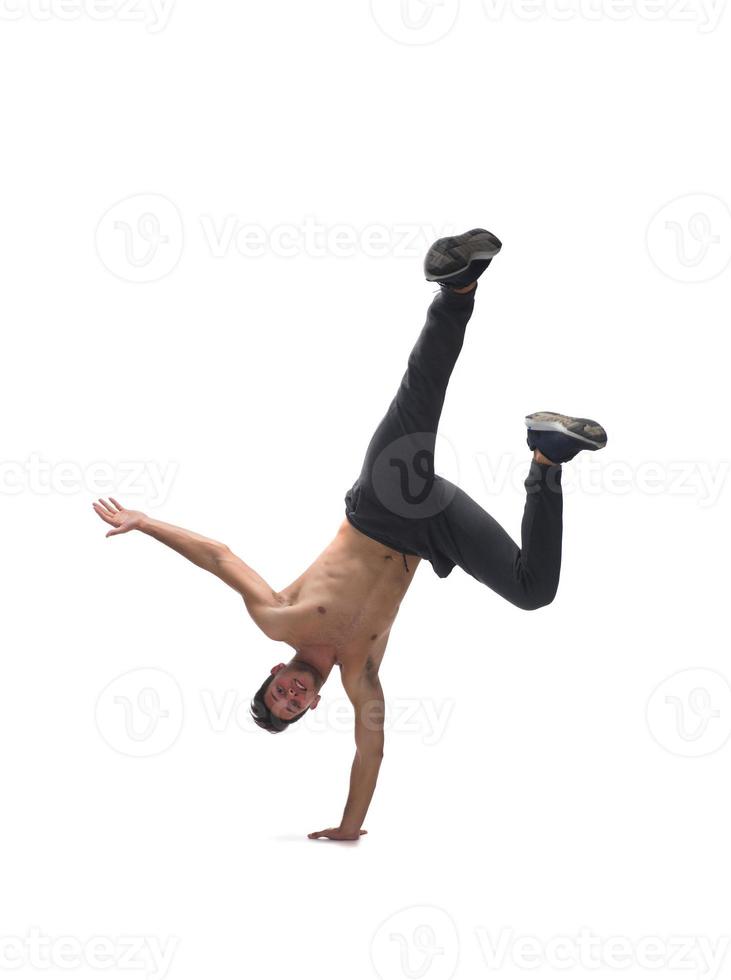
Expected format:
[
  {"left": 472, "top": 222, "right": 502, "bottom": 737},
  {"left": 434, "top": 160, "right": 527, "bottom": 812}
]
[
  {"left": 338, "top": 825, "right": 363, "bottom": 839},
  {"left": 338, "top": 818, "right": 362, "bottom": 835}
]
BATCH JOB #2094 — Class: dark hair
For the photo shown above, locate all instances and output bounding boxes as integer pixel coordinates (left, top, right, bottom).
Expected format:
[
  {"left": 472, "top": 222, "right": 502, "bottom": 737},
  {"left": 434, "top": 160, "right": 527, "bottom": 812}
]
[{"left": 249, "top": 675, "right": 310, "bottom": 734}]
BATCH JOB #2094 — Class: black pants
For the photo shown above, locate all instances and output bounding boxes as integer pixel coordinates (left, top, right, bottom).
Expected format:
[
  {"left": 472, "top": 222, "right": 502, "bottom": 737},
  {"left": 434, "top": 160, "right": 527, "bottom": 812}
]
[{"left": 344, "top": 284, "right": 563, "bottom": 610}]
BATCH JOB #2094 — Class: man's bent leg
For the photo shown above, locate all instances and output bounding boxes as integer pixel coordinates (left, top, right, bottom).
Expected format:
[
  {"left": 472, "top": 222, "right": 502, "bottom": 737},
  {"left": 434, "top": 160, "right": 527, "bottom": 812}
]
[{"left": 425, "top": 460, "right": 564, "bottom": 609}]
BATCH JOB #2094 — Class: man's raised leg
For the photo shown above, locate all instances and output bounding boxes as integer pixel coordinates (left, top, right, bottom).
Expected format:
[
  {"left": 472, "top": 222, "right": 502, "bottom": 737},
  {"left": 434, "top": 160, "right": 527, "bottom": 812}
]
[
  {"left": 350, "top": 230, "right": 502, "bottom": 525},
  {"left": 345, "top": 225, "right": 607, "bottom": 606}
]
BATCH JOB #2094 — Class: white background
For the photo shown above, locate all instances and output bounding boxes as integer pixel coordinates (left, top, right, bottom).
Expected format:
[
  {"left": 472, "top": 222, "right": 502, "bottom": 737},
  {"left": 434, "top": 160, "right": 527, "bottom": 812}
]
[{"left": 2, "top": 1, "right": 731, "bottom": 978}]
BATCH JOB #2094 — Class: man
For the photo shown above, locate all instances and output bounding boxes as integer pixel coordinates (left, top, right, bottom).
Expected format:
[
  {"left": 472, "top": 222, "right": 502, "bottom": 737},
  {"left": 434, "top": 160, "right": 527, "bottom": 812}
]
[{"left": 92, "top": 228, "right": 607, "bottom": 841}]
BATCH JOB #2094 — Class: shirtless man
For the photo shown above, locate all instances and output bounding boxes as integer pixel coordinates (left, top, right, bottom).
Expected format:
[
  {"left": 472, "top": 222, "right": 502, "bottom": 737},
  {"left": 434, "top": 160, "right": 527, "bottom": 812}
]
[{"left": 92, "top": 228, "right": 607, "bottom": 841}]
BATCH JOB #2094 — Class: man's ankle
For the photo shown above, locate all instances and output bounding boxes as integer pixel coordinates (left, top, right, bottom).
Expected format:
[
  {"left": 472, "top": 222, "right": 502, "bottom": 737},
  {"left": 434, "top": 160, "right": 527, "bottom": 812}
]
[
  {"left": 451, "top": 281, "right": 477, "bottom": 294},
  {"left": 533, "top": 448, "right": 557, "bottom": 466}
]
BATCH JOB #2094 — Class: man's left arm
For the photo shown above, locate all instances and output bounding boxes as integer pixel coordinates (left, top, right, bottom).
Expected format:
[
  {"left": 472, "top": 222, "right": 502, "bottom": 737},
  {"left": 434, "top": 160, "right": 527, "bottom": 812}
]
[{"left": 308, "top": 671, "right": 385, "bottom": 842}]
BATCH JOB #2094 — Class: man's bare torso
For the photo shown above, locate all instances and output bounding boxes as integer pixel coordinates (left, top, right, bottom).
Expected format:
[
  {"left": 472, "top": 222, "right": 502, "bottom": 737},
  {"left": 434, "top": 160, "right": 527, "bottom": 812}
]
[{"left": 270, "top": 519, "right": 421, "bottom": 676}]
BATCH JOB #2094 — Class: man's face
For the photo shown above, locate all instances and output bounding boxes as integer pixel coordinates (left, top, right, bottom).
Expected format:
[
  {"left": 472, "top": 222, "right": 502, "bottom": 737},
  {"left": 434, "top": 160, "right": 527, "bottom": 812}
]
[{"left": 264, "top": 663, "right": 321, "bottom": 721}]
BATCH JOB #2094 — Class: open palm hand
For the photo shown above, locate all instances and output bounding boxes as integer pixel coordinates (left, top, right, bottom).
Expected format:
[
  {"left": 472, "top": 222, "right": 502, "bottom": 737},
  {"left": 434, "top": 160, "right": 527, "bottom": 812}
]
[{"left": 92, "top": 498, "right": 146, "bottom": 537}]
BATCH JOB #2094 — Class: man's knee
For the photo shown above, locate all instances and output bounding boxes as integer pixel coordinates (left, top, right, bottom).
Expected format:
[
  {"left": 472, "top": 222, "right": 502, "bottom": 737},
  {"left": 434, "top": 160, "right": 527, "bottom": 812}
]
[{"left": 515, "top": 588, "right": 557, "bottom": 612}]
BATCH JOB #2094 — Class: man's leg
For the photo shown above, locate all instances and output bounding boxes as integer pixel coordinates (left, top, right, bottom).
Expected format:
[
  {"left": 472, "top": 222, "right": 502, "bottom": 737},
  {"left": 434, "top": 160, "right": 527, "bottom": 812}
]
[
  {"left": 425, "top": 410, "right": 608, "bottom": 606},
  {"left": 345, "top": 227, "right": 606, "bottom": 604},
  {"left": 425, "top": 461, "right": 564, "bottom": 609},
  {"left": 349, "top": 228, "right": 505, "bottom": 525},
  {"left": 350, "top": 284, "right": 478, "bottom": 526},
  {"left": 348, "top": 279, "right": 565, "bottom": 607}
]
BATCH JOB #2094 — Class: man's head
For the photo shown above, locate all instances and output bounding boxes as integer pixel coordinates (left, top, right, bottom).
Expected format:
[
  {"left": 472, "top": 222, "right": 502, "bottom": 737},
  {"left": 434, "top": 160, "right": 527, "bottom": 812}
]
[{"left": 250, "top": 660, "right": 324, "bottom": 734}]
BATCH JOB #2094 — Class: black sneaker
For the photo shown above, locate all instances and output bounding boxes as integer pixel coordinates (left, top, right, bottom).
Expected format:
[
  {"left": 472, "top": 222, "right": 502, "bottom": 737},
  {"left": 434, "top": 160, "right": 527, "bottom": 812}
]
[
  {"left": 424, "top": 228, "right": 502, "bottom": 289},
  {"left": 525, "top": 412, "right": 608, "bottom": 464}
]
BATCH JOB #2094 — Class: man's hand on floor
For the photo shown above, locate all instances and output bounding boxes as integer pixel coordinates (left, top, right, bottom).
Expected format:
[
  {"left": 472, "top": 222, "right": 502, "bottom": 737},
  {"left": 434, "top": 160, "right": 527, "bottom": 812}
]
[{"left": 308, "top": 826, "right": 368, "bottom": 842}]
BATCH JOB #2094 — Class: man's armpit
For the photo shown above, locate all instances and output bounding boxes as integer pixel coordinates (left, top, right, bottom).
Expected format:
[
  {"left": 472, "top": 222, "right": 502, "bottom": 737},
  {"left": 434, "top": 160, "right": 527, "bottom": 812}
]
[{"left": 244, "top": 597, "right": 295, "bottom": 645}]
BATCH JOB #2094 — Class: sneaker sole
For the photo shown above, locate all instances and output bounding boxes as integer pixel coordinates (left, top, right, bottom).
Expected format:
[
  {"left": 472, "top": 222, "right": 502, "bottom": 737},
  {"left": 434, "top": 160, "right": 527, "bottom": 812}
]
[
  {"left": 525, "top": 411, "right": 607, "bottom": 449},
  {"left": 424, "top": 228, "right": 503, "bottom": 281}
]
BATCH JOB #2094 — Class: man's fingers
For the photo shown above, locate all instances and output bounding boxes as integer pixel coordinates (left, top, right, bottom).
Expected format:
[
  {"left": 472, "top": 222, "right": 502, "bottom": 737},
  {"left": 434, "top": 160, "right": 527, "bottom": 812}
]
[
  {"left": 97, "top": 498, "right": 115, "bottom": 515},
  {"left": 92, "top": 503, "right": 114, "bottom": 525},
  {"left": 308, "top": 828, "right": 367, "bottom": 840},
  {"left": 109, "top": 497, "right": 123, "bottom": 511}
]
